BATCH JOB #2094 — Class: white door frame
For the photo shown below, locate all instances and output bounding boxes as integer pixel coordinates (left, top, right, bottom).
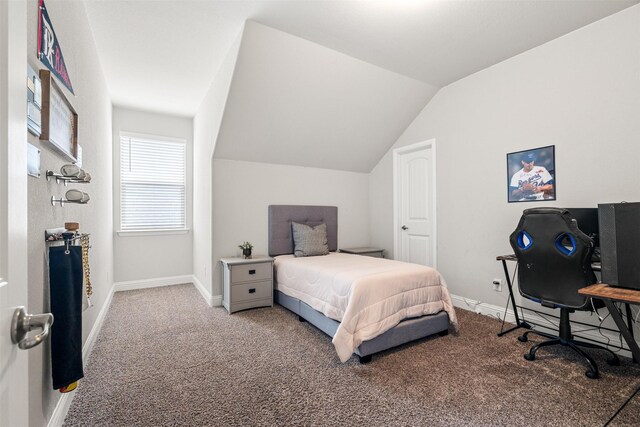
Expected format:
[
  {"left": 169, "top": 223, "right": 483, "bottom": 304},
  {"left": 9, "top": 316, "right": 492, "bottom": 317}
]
[{"left": 392, "top": 139, "right": 437, "bottom": 267}]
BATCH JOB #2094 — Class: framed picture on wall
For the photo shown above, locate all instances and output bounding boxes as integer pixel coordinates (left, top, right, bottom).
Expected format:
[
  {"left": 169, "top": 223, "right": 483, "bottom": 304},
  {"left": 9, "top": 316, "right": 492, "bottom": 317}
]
[
  {"left": 507, "top": 145, "right": 556, "bottom": 203},
  {"left": 39, "top": 70, "right": 78, "bottom": 162}
]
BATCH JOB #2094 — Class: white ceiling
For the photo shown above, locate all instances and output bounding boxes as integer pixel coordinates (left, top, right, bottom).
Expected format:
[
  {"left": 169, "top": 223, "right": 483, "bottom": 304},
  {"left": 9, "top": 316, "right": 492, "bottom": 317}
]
[{"left": 84, "top": 0, "right": 639, "bottom": 118}]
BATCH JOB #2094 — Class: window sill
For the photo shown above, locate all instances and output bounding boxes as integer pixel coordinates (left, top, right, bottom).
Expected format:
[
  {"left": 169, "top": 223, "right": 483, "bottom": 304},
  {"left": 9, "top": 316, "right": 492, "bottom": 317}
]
[{"left": 117, "top": 229, "right": 190, "bottom": 237}]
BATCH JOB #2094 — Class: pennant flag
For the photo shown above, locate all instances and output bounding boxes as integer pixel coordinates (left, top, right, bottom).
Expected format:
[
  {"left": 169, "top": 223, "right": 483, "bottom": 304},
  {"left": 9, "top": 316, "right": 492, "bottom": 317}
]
[{"left": 38, "top": 0, "right": 74, "bottom": 94}]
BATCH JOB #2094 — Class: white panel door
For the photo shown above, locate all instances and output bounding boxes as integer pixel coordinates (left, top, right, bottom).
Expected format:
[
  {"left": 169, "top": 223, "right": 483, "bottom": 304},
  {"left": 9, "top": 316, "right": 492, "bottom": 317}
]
[
  {"left": 394, "top": 140, "right": 436, "bottom": 267},
  {"left": 0, "top": 1, "right": 29, "bottom": 425}
]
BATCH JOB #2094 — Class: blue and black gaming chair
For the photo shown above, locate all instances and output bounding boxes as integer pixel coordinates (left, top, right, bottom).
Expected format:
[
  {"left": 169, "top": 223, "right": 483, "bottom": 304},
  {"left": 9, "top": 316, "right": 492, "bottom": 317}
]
[{"left": 509, "top": 207, "right": 619, "bottom": 379}]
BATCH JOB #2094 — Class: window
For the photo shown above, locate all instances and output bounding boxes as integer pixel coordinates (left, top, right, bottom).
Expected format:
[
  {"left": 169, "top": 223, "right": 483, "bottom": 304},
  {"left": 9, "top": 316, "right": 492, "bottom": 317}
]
[{"left": 120, "top": 133, "right": 186, "bottom": 232}]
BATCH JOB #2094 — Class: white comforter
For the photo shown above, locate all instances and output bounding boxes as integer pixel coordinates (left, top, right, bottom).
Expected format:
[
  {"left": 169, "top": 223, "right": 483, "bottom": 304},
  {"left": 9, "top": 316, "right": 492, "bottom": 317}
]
[{"left": 274, "top": 252, "right": 459, "bottom": 362}]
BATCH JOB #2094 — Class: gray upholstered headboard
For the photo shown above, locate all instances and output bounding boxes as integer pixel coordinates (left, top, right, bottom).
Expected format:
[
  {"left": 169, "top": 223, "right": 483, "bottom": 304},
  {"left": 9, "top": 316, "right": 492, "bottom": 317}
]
[{"left": 268, "top": 205, "right": 338, "bottom": 256}]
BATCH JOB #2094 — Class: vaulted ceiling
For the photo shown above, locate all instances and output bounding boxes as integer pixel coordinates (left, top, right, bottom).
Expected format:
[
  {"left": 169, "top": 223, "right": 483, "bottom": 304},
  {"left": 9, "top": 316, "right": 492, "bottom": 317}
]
[
  {"left": 82, "top": 0, "right": 638, "bottom": 172},
  {"left": 84, "top": 0, "right": 637, "bottom": 117},
  {"left": 213, "top": 21, "right": 437, "bottom": 172}
]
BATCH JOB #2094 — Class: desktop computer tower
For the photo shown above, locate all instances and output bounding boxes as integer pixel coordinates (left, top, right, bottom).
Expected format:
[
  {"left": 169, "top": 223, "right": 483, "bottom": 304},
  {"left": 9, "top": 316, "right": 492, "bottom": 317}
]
[{"left": 598, "top": 202, "right": 640, "bottom": 290}]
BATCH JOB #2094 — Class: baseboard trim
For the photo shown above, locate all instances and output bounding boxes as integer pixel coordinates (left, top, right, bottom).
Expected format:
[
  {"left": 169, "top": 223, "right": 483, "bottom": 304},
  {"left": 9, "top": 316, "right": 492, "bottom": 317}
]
[
  {"left": 450, "top": 293, "right": 632, "bottom": 359},
  {"left": 113, "top": 275, "right": 193, "bottom": 292},
  {"left": 191, "top": 274, "right": 222, "bottom": 307},
  {"left": 82, "top": 284, "right": 116, "bottom": 366},
  {"left": 450, "top": 294, "right": 513, "bottom": 322},
  {"left": 48, "top": 283, "right": 116, "bottom": 427}
]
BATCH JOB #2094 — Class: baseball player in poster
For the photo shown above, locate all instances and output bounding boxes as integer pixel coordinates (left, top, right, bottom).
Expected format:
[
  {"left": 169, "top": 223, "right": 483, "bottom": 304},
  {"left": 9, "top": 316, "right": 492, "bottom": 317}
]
[{"left": 509, "top": 152, "right": 554, "bottom": 201}]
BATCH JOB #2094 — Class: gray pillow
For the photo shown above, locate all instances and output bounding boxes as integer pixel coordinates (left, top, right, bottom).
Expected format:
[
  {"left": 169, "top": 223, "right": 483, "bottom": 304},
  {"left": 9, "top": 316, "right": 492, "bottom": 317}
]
[{"left": 291, "top": 222, "right": 330, "bottom": 257}]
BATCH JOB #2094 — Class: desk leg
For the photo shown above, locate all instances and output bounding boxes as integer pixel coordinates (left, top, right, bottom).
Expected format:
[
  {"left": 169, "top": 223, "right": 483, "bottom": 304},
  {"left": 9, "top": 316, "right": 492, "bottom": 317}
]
[
  {"left": 625, "top": 303, "right": 637, "bottom": 363},
  {"left": 497, "top": 259, "right": 530, "bottom": 337},
  {"left": 603, "top": 299, "right": 640, "bottom": 363}
]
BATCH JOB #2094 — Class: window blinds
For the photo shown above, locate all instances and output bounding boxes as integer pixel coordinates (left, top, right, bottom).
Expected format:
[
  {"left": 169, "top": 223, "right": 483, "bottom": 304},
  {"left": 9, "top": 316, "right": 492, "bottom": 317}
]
[{"left": 120, "top": 134, "right": 186, "bottom": 231}]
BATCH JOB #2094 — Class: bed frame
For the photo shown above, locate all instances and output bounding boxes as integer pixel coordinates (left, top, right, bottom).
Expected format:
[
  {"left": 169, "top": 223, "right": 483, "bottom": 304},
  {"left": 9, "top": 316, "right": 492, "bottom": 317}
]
[{"left": 268, "top": 205, "right": 450, "bottom": 363}]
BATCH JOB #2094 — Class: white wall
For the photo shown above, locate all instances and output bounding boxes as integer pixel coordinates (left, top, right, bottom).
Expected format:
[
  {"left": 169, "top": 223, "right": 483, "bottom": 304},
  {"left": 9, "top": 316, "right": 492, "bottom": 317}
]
[
  {"left": 192, "top": 30, "right": 242, "bottom": 300},
  {"left": 112, "top": 107, "right": 193, "bottom": 283},
  {"left": 211, "top": 159, "right": 370, "bottom": 298},
  {"left": 26, "top": 1, "right": 114, "bottom": 425},
  {"left": 214, "top": 20, "right": 438, "bottom": 173},
  {"left": 370, "top": 5, "right": 640, "bottom": 320}
]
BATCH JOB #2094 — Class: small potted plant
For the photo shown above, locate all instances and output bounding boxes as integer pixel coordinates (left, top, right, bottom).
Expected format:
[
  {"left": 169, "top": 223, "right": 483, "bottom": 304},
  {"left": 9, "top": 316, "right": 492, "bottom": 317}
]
[{"left": 239, "top": 241, "right": 253, "bottom": 259}]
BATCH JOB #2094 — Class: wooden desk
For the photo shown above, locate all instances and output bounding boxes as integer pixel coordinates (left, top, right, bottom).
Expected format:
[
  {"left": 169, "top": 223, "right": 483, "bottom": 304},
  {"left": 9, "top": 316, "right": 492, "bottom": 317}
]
[{"left": 579, "top": 284, "right": 640, "bottom": 362}]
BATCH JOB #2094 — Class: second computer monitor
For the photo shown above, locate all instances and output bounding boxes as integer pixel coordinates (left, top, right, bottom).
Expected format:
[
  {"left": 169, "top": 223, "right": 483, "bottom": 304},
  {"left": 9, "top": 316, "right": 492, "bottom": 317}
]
[{"left": 567, "top": 208, "right": 599, "bottom": 247}]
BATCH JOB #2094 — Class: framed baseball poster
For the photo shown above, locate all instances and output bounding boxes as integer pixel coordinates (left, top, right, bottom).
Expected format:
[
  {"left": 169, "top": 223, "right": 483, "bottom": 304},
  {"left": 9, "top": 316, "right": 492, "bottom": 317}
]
[{"left": 507, "top": 145, "right": 556, "bottom": 203}]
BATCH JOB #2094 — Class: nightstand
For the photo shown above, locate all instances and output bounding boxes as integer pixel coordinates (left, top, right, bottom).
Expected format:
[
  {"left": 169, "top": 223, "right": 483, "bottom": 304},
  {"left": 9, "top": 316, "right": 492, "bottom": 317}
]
[
  {"left": 220, "top": 256, "right": 274, "bottom": 314},
  {"left": 339, "top": 247, "right": 384, "bottom": 258}
]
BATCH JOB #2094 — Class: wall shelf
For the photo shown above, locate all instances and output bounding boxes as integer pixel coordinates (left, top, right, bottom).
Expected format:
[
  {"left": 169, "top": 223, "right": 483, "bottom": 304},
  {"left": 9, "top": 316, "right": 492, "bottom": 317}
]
[{"left": 46, "top": 170, "right": 91, "bottom": 185}]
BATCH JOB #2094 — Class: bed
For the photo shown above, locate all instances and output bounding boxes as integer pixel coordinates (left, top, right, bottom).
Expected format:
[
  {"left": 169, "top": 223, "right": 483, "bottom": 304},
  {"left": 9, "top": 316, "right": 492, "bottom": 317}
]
[{"left": 269, "top": 205, "right": 458, "bottom": 363}]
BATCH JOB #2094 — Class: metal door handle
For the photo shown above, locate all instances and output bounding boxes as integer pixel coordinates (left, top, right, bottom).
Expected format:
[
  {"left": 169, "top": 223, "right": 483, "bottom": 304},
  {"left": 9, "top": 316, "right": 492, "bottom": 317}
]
[
  {"left": 401, "top": 225, "right": 409, "bottom": 230},
  {"left": 11, "top": 306, "right": 54, "bottom": 350}
]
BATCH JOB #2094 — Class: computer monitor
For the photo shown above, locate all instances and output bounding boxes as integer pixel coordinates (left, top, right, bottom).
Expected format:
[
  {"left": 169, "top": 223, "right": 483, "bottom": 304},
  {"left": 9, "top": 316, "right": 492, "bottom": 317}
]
[{"left": 566, "top": 208, "right": 599, "bottom": 247}]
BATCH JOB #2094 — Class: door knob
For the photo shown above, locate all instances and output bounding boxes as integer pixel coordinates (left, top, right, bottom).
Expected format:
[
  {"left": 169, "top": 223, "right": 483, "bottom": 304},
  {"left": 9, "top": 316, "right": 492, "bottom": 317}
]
[
  {"left": 10, "top": 306, "right": 54, "bottom": 350},
  {"left": 401, "top": 225, "right": 409, "bottom": 230}
]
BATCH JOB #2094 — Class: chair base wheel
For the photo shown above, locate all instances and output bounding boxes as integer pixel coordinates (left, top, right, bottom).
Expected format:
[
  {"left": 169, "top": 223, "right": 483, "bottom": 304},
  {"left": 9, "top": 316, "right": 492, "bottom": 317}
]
[
  {"left": 524, "top": 353, "right": 535, "bottom": 361},
  {"left": 518, "top": 335, "right": 528, "bottom": 342}
]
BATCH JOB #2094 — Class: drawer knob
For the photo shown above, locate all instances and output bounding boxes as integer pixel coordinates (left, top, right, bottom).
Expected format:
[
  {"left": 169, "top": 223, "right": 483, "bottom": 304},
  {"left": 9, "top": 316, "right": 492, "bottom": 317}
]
[
  {"left": 248, "top": 269, "right": 256, "bottom": 275},
  {"left": 249, "top": 288, "right": 256, "bottom": 294}
]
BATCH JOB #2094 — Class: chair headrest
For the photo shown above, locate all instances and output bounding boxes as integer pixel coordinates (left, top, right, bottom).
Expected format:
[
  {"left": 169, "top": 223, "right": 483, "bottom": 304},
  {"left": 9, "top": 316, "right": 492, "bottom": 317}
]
[{"left": 523, "top": 207, "right": 570, "bottom": 216}]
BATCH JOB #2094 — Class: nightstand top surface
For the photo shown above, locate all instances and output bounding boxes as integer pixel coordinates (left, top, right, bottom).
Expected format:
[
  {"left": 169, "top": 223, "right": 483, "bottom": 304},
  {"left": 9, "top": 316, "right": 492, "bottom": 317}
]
[
  {"left": 220, "top": 256, "right": 273, "bottom": 266},
  {"left": 339, "top": 247, "right": 383, "bottom": 254}
]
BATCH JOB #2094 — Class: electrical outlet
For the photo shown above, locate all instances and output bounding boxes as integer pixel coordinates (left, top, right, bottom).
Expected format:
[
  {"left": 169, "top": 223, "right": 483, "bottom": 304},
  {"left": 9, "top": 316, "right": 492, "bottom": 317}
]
[{"left": 492, "top": 278, "right": 502, "bottom": 292}]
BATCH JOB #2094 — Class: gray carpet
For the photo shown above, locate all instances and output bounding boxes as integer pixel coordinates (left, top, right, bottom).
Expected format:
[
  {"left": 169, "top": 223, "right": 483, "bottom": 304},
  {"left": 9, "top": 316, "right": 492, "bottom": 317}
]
[{"left": 64, "top": 284, "right": 640, "bottom": 426}]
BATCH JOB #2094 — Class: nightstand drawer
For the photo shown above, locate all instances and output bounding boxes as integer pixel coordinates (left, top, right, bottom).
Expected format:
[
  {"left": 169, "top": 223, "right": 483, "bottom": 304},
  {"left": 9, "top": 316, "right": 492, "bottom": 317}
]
[
  {"left": 230, "top": 262, "right": 272, "bottom": 283},
  {"left": 231, "top": 280, "right": 272, "bottom": 303}
]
